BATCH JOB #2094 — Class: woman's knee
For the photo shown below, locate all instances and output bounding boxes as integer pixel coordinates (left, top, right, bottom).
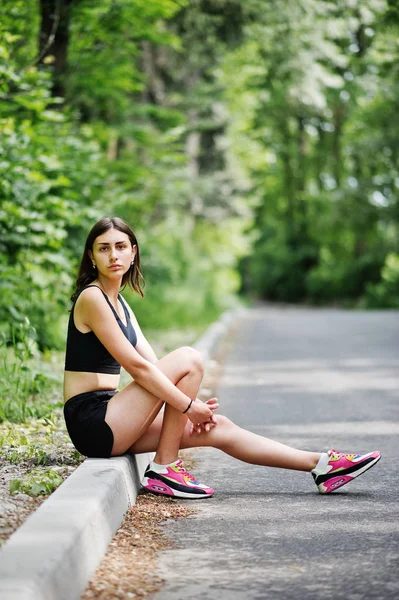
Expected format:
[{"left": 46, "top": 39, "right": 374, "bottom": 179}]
[
  {"left": 215, "top": 414, "right": 234, "bottom": 430},
  {"left": 178, "top": 346, "right": 205, "bottom": 376}
]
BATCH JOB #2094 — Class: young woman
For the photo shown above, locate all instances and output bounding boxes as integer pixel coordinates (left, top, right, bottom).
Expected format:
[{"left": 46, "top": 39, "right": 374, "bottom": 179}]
[{"left": 63, "top": 217, "right": 381, "bottom": 499}]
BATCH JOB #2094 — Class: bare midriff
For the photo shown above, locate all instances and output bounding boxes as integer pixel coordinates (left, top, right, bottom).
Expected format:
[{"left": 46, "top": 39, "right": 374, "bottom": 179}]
[{"left": 63, "top": 370, "right": 120, "bottom": 403}]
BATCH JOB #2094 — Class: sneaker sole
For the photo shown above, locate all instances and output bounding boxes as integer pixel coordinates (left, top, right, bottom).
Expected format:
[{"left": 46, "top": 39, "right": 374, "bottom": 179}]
[
  {"left": 317, "top": 454, "right": 381, "bottom": 494},
  {"left": 141, "top": 477, "right": 214, "bottom": 499}
]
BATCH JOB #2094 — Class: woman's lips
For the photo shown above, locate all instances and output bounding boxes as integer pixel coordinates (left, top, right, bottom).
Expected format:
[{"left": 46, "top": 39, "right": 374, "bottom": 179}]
[{"left": 109, "top": 265, "right": 122, "bottom": 270}]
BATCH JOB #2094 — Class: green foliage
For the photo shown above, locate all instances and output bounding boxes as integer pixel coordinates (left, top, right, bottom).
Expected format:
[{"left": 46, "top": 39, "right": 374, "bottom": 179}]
[
  {"left": 9, "top": 468, "right": 64, "bottom": 497},
  {"left": 222, "top": 0, "right": 399, "bottom": 304},
  {"left": 0, "top": 414, "right": 83, "bottom": 466},
  {"left": 0, "top": 10, "right": 107, "bottom": 349},
  {"left": 68, "top": 0, "right": 183, "bottom": 121},
  {"left": 127, "top": 211, "right": 247, "bottom": 329},
  {"left": 365, "top": 254, "right": 399, "bottom": 308},
  {"left": 2, "top": 439, "right": 48, "bottom": 466},
  {"left": 0, "top": 0, "right": 398, "bottom": 402},
  {"left": 0, "top": 319, "right": 62, "bottom": 422}
]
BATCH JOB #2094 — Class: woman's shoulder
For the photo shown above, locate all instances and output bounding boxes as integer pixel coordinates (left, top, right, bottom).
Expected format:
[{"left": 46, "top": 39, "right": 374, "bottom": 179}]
[
  {"left": 74, "top": 285, "right": 105, "bottom": 308},
  {"left": 79, "top": 284, "right": 103, "bottom": 297}
]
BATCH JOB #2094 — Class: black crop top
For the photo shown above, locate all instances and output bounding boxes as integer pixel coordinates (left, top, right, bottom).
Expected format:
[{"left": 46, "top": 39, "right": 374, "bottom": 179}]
[{"left": 64, "top": 285, "right": 137, "bottom": 374}]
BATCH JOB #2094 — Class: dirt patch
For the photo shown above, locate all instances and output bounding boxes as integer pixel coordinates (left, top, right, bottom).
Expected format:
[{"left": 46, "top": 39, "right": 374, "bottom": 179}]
[
  {"left": 0, "top": 490, "right": 47, "bottom": 546},
  {"left": 82, "top": 493, "right": 196, "bottom": 600},
  {"left": 0, "top": 411, "right": 83, "bottom": 548},
  {"left": 0, "top": 459, "right": 78, "bottom": 547}
]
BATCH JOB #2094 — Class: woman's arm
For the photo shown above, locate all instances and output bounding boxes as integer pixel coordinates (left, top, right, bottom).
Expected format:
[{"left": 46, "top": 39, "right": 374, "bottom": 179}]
[
  {"left": 78, "top": 287, "right": 212, "bottom": 422},
  {"left": 123, "top": 296, "right": 219, "bottom": 434}
]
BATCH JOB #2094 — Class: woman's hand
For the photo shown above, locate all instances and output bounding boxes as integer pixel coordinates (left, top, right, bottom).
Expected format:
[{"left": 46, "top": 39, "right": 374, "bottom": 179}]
[{"left": 188, "top": 397, "right": 219, "bottom": 435}]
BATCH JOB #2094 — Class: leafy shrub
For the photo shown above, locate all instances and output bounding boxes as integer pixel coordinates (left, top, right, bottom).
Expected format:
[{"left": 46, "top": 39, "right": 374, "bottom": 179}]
[
  {"left": 364, "top": 253, "right": 399, "bottom": 308},
  {"left": 306, "top": 252, "right": 385, "bottom": 304},
  {"left": 0, "top": 415, "right": 83, "bottom": 465},
  {"left": 9, "top": 468, "right": 64, "bottom": 497},
  {"left": 0, "top": 319, "right": 61, "bottom": 422}
]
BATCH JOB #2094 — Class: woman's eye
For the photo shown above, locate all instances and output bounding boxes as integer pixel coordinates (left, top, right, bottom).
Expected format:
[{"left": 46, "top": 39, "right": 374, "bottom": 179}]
[
  {"left": 100, "top": 247, "right": 108, "bottom": 251},
  {"left": 117, "top": 245, "right": 126, "bottom": 250}
]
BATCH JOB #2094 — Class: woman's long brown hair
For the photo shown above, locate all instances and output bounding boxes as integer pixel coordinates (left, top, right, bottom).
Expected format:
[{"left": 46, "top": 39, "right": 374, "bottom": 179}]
[{"left": 71, "top": 217, "right": 145, "bottom": 302}]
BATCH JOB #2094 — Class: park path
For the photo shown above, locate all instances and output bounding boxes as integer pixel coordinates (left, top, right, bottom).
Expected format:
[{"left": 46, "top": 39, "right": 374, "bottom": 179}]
[{"left": 151, "top": 306, "right": 399, "bottom": 600}]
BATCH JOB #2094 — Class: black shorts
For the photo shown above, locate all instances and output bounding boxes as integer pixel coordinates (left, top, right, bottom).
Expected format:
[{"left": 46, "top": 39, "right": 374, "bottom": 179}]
[{"left": 63, "top": 390, "right": 116, "bottom": 458}]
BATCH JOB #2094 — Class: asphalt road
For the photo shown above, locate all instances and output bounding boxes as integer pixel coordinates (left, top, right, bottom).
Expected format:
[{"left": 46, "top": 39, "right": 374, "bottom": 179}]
[{"left": 152, "top": 306, "right": 399, "bottom": 600}]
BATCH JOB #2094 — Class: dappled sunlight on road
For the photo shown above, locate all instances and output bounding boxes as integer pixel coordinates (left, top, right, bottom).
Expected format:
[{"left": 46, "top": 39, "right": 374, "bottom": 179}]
[
  {"left": 220, "top": 358, "right": 399, "bottom": 394},
  {"left": 252, "top": 420, "right": 399, "bottom": 437}
]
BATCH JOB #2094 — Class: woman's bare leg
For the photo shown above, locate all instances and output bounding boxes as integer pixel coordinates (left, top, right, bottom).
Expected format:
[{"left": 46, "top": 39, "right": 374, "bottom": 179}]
[
  {"left": 105, "top": 345, "right": 320, "bottom": 471},
  {"left": 130, "top": 415, "right": 321, "bottom": 472},
  {"left": 152, "top": 350, "right": 204, "bottom": 465},
  {"left": 104, "top": 346, "right": 203, "bottom": 457}
]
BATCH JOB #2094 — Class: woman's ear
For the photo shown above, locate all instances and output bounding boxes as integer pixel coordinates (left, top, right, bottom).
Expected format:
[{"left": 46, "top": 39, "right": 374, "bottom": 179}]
[{"left": 88, "top": 249, "right": 94, "bottom": 261}]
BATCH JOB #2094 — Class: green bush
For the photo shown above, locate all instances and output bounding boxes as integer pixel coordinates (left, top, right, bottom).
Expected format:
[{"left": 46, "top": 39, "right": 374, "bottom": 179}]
[
  {"left": 364, "top": 253, "right": 399, "bottom": 308},
  {"left": 0, "top": 319, "right": 61, "bottom": 422},
  {"left": 9, "top": 468, "right": 64, "bottom": 497},
  {"left": 247, "top": 233, "right": 318, "bottom": 302},
  {"left": 306, "top": 252, "right": 385, "bottom": 304}
]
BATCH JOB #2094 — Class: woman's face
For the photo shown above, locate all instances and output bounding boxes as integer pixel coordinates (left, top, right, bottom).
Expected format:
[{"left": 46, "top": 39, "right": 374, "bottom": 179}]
[{"left": 89, "top": 227, "right": 136, "bottom": 279}]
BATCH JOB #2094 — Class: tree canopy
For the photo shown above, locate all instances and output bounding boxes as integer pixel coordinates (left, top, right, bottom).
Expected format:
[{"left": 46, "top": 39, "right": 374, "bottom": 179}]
[{"left": 0, "top": 0, "right": 398, "bottom": 351}]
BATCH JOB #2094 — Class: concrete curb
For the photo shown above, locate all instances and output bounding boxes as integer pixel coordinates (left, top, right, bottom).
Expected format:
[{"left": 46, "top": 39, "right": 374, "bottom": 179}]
[
  {"left": 0, "top": 309, "right": 238, "bottom": 600},
  {"left": 0, "top": 454, "right": 149, "bottom": 600},
  {"left": 194, "top": 310, "right": 235, "bottom": 363}
]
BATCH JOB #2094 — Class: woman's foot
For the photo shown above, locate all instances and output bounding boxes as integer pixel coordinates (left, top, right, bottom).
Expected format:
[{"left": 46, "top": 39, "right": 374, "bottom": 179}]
[
  {"left": 141, "top": 459, "right": 214, "bottom": 499},
  {"left": 312, "top": 449, "right": 381, "bottom": 494}
]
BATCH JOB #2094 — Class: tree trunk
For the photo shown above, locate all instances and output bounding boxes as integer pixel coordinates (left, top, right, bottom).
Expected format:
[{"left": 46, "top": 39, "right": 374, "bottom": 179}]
[
  {"left": 186, "top": 111, "right": 203, "bottom": 215},
  {"left": 140, "top": 41, "right": 166, "bottom": 105},
  {"left": 333, "top": 104, "right": 344, "bottom": 188},
  {"left": 297, "top": 116, "right": 306, "bottom": 193},
  {"left": 39, "top": 0, "right": 73, "bottom": 98},
  {"left": 296, "top": 115, "right": 309, "bottom": 238},
  {"left": 315, "top": 125, "right": 325, "bottom": 190},
  {"left": 279, "top": 118, "right": 297, "bottom": 245}
]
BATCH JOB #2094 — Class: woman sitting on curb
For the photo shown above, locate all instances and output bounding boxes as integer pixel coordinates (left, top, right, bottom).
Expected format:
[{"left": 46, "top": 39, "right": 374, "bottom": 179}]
[{"left": 63, "top": 216, "right": 381, "bottom": 499}]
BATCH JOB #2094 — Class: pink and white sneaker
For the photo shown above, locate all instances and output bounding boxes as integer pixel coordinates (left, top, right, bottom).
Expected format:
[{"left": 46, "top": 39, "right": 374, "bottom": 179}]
[
  {"left": 141, "top": 459, "right": 214, "bottom": 499},
  {"left": 312, "top": 449, "right": 381, "bottom": 494}
]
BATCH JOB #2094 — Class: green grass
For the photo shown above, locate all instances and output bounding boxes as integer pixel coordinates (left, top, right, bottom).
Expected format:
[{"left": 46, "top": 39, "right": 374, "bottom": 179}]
[
  {"left": 0, "top": 321, "right": 64, "bottom": 423},
  {"left": 0, "top": 412, "right": 83, "bottom": 465},
  {"left": 9, "top": 468, "right": 64, "bottom": 497}
]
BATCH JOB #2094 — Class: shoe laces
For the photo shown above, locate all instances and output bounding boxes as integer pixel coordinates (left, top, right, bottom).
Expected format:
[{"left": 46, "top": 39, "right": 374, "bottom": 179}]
[
  {"left": 175, "top": 460, "right": 196, "bottom": 482},
  {"left": 328, "top": 449, "right": 356, "bottom": 461},
  {"left": 328, "top": 449, "right": 340, "bottom": 459}
]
